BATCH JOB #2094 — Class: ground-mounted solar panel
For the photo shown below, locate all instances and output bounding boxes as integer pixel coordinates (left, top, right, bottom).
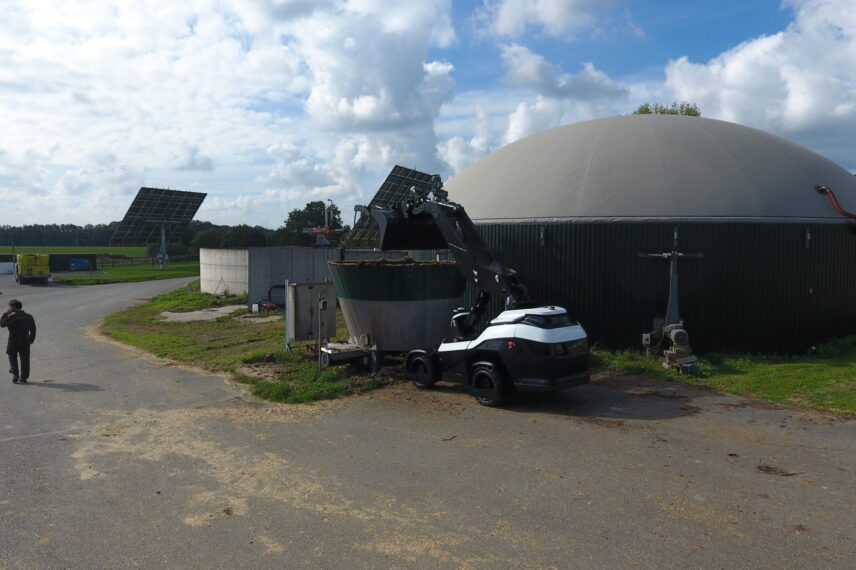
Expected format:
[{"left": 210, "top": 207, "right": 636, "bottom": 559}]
[
  {"left": 111, "top": 187, "right": 206, "bottom": 246},
  {"left": 344, "top": 165, "right": 434, "bottom": 245},
  {"left": 111, "top": 187, "right": 206, "bottom": 268}
]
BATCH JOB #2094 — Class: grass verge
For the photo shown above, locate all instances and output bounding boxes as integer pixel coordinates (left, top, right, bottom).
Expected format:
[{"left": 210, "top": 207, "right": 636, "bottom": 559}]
[
  {"left": 102, "top": 282, "right": 856, "bottom": 414},
  {"left": 233, "top": 362, "right": 382, "bottom": 404},
  {"left": 592, "top": 340, "right": 856, "bottom": 416},
  {"left": 53, "top": 261, "right": 200, "bottom": 285},
  {"left": 101, "top": 281, "right": 391, "bottom": 404}
]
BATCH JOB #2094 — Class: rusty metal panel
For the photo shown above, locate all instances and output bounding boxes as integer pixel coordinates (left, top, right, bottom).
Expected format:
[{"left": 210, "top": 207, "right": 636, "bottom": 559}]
[{"left": 286, "top": 282, "right": 337, "bottom": 342}]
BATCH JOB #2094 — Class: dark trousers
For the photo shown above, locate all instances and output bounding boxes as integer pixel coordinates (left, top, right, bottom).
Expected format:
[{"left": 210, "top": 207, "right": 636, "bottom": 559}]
[{"left": 8, "top": 344, "right": 30, "bottom": 380}]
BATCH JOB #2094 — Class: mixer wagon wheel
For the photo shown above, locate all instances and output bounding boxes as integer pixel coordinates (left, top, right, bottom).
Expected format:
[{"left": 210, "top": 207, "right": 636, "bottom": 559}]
[
  {"left": 470, "top": 361, "right": 507, "bottom": 407},
  {"left": 406, "top": 352, "right": 438, "bottom": 389}
]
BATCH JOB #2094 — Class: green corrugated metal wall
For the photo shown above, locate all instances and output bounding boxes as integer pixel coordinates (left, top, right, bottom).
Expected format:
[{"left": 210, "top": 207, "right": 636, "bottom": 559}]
[{"left": 469, "top": 221, "right": 856, "bottom": 353}]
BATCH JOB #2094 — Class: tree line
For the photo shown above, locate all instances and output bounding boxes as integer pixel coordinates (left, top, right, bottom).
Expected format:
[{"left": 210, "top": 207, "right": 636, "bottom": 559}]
[{"left": 0, "top": 200, "right": 349, "bottom": 255}]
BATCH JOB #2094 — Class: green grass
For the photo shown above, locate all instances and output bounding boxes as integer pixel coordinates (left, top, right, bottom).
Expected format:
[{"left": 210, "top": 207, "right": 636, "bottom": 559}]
[
  {"left": 101, "top": 281, "right": 856, "bottom": 413},
  {"left": 234, "top": 365, "right": 382, "bottom": 404},
  {"left": 53, "top": 261, "right": 200, "bottom": 285},
  {"left": 0, "top": 246, "right": 147, "bottom": 256},
  {"left": 592, "top": 341, "right": 856, "bottom": 416},
  {"left": 101, "top": 282, "right": 390, "bottom": 404}
]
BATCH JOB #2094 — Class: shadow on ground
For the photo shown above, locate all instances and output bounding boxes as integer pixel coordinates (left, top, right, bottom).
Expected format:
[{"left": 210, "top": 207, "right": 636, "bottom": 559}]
[
  {"left": 428, "top": 373, "right": 716, "bottom": 421},
  {"left": 25, "top": 380, "right": 103, "bottom": 392}
]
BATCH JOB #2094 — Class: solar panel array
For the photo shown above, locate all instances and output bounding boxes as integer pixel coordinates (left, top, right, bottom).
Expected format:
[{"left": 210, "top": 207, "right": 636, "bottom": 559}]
[
  {"left": 344, "top": 165, "right": 435, "bottom": 245},
  {"left": 110, "top": 187, "right": 207, "bottom": 246}
]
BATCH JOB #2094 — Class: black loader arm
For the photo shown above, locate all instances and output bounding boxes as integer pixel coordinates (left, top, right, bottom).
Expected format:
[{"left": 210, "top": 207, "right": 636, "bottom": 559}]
[{"left": 356, "top": 177, "right": 536, "bottom": 336}]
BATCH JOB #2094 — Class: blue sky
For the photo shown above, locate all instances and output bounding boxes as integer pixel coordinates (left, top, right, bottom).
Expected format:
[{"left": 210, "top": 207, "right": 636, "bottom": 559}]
[
  {"left": 0, "top": 0, "right": 853, "bottom": 228},
  {"left": 441, "top": 1, "right": 795, "bottom": 87}
]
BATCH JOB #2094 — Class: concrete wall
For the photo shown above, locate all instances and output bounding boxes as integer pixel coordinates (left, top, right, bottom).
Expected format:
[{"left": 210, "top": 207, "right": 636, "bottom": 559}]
[
  {"left": 200, "top": 248, "right": 249, "bottom": 295},
  {"left": 247, "top": 247, "right": 337, "bottom": 305},
  {"left": 247, "top": 247, "right": 410, "bottom": 305},
  {"left": 201, "top": 246, "right": 409, "bottom": 305}
]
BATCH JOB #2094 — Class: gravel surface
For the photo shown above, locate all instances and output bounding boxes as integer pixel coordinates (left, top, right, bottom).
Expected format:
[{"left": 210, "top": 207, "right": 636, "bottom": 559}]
[{"left": 1, "top": 275, "right": 854, "bottom": 569}]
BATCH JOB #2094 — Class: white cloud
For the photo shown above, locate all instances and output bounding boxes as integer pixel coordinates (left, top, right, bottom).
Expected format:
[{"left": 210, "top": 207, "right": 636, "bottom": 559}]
[
  {"left": 292, "top": 4, "right": 456, "bottom": 131},
  {"left": 492, "top": 45, "right": 628, "bottom": 145},
  {"left": 432, "top": 42, "right": 631, "bottom": 171},
  {"left": 175, "top": 146, "right": 214, "bottom": 172},
  {"left": 0, "top": 0, "right": 307, "bottom": 225},
  {"left": 0, "top": 0, "right": 459, "bottom": 227},
  {"left": 504, "top": 97, "right": 566, "bottom": 144},
  {"left": 501, "top": 44, "right": 627, "bottom": 100},
  {"left": 253, "top": 0, "right": 457, "bottom": 213},
  {"left": 262, "top": 144, "right": 339, "bottom": 189},
  {"left": 478, "top": 0, "right": 616, "bottom": 38},
  {"left": 41, "top": 156, "right": 146, "bottom": 224},
  {"left": 437, "top": 107, "right": 493, "bottom": 172},
  {"left": 664, "top": 0, "right": 856, "bottom": 169}
]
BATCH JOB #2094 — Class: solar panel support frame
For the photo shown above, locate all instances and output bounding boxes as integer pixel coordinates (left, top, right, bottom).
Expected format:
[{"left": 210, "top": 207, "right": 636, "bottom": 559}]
[{"left": 110, "top": 187, "right": 207, "bottom": 269}]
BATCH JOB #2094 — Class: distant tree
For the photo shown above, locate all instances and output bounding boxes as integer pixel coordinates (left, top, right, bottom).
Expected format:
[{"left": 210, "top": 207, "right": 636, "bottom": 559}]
[
  {"left": 190, "top": 228, "right": 225, "bottom": 251},
  {"left": 632, "top": 101, "right": 701, "bottom": 116},
  {"left": 220, "top": 224, "right": 268, "bottom": 248},
  {"left": 183, "top": 220, "right": 230, "bottom": 248},
  {"left": 275, "top": 201, "right": 344, "bottom": 246},
  {"left": 1, "top": 222, "right": 119, "bottom": 247}
]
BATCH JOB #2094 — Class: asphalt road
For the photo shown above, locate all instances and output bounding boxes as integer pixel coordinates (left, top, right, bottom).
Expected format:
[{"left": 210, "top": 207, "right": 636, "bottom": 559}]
[{"left": 1, "top": 275, "right": 855, "bottom": 569}]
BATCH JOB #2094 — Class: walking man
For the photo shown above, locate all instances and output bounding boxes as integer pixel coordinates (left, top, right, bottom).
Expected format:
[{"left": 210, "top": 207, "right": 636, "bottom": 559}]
[{"left": 1, "top": 299, "right": 36, "bottom": 384}]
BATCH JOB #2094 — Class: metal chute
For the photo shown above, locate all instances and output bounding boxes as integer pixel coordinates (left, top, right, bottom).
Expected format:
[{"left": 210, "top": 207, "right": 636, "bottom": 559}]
[{"left": 356, "top": 205, "right": 448, "bottom": 251}]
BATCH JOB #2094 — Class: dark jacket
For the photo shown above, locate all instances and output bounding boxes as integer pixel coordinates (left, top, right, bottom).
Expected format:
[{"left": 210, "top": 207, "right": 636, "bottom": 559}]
[{"left": 1, "top": 310, "right": 36, "bottom": 353}]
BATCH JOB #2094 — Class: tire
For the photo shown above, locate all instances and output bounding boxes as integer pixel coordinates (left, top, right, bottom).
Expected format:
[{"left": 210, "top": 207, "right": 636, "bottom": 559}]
[
  {"left": 469, "top": 361, "right": 507, "bottom": 407},
  {"left": 406, "top": 352, "right": 438, "bottom": 389}
]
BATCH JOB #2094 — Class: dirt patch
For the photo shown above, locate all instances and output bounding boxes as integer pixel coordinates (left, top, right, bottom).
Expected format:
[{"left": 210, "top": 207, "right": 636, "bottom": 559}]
[
  {"left": 590, "top": 373, "right": 709, "bottom": 397},
  {"left": 236, "top": 314, "right": 281, "bottom": 324},
  {"left": 160, "top": 305, "right": 244, "bottom": 322},
  {"left": 757, "top": 464, "right": 802, "bottom": 477},
  {"left": 237, "top": 362, "right": 285, "bottom": 382},
  {"left": 579, "top": 417, "right": 629, "bottom": 430},
  {"left": 694, "top": 425, "right": 804, "bottom": 450},
  {"left": 67, "top": 402, "right": 518, "bottom": 567},
  {"left": 718, "top": 400, "right": 787, "bottom": 412}
]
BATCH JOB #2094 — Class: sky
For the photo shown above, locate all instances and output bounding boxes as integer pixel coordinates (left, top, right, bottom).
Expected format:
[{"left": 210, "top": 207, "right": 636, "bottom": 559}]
[{"left": 1, "top": 0, "right": 854, "bottom": 229}]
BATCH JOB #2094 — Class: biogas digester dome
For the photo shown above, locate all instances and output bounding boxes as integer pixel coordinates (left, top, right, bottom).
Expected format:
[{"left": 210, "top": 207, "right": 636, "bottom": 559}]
[{"left": 444, "top": 114, "right": 856, "bottom": 353}]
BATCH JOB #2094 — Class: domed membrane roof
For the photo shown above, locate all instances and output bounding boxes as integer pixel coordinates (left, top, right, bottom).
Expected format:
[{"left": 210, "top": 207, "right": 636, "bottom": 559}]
[{"left": 445, "top": 115, "right": 856, "bottom": 222}]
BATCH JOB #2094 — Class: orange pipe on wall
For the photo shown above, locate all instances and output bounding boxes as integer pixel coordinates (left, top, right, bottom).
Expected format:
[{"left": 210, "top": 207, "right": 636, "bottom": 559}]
[{"left": 816, "top": 185, "right": 856, "bottom": 220}]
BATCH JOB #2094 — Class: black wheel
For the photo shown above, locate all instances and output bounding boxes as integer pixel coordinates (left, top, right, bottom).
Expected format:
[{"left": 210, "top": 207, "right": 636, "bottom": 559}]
[
  {"left": 406, "top": 352, "right": 438, "bottom": 389},
  {"left": 470, "top": 361, "right": 507, "bottom": 407},
  {"left": 319, "top": 351, "right": 332, "bottom": 368}
]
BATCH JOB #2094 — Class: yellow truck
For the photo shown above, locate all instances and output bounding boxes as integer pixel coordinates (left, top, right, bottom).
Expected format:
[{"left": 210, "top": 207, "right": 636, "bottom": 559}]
[{"left": 15, "top": 254, "right": 50, "bottom": 284}]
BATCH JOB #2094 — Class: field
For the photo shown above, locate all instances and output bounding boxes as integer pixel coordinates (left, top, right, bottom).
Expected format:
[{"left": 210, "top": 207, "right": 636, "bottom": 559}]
[
  {"left": 0, "top": 245, "right": 147, "bottom": 256},
  {"left": 52, "top": 261, "right": 200, "bottom": 285}
]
